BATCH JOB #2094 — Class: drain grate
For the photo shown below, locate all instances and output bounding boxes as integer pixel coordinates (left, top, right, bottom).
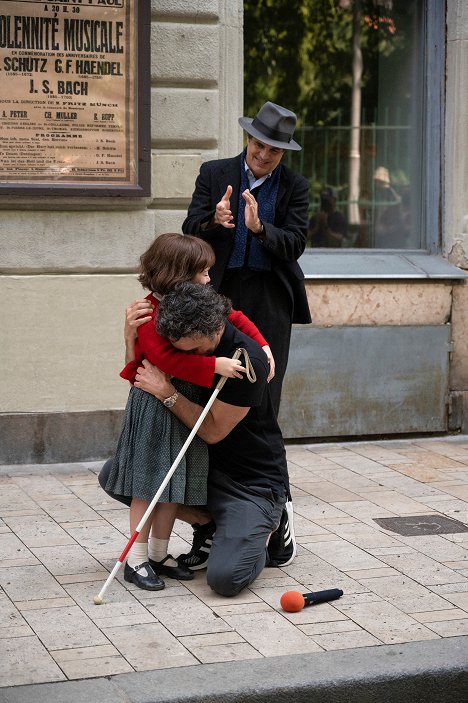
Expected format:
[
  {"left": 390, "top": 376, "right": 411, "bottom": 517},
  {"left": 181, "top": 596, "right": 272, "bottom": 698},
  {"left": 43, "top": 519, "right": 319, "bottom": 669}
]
[{"left": 373, "top": 514, "right": 468, "bottom": 536}]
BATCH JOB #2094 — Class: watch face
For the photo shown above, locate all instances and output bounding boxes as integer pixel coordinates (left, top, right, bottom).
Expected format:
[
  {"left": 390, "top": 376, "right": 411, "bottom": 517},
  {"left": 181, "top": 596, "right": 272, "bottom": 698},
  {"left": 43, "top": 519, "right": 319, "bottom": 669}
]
[{"left": 163, "top": 394, "right": 177, "bottom": 408}]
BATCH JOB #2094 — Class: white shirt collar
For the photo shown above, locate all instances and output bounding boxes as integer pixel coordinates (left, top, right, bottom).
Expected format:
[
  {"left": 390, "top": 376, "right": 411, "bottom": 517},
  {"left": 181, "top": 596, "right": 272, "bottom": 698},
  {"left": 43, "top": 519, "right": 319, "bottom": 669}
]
[{"left": 244, "top": 159, "right": 271, "bottom": 191}]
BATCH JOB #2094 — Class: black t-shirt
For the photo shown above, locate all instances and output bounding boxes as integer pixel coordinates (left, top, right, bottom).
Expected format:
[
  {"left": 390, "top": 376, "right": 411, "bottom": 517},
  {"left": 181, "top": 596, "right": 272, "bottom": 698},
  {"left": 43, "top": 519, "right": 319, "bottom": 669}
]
[{"left": 200, "top": 321, "right": 288, "bottom": 491}]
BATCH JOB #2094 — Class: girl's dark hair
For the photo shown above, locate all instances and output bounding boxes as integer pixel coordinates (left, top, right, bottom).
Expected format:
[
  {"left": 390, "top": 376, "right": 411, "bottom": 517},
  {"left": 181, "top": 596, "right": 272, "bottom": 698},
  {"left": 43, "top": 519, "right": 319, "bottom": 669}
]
[{"left": 138, "top": 233, "right": 216, "bottom": 294}]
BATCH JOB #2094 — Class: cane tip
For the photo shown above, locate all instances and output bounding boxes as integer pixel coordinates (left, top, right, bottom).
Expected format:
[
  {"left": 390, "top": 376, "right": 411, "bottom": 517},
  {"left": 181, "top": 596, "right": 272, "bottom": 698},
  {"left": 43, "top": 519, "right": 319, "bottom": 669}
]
[{"left": 94, "top": 595, "right": 104, "bottom": 605}]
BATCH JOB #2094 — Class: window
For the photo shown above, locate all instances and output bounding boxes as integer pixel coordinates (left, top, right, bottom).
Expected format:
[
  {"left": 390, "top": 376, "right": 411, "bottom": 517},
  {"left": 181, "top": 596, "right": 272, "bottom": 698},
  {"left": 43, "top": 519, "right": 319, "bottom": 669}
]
[
  {"left": 245, "top": 0, "right": 444, "bottom": 251},
  {"left": 292, "top": 0, "right": 429, "bottom": 249}
]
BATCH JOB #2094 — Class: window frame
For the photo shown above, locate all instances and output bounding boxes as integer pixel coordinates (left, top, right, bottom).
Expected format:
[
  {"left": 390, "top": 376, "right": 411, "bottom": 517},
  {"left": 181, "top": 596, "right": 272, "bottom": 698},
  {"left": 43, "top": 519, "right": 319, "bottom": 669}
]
[
  {"left": 302, "top": 0, "right": 448, "bottom": 271},
  {"left": 424, "top": 0, "right": 445, "bottom": 254}
]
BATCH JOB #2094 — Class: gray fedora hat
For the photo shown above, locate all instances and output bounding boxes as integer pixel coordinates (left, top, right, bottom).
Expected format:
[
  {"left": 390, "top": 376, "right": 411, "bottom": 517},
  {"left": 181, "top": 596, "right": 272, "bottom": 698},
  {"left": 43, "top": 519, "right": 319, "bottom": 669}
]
[{"left": 238, "top": 101, "right": 301, "bottom": 151}]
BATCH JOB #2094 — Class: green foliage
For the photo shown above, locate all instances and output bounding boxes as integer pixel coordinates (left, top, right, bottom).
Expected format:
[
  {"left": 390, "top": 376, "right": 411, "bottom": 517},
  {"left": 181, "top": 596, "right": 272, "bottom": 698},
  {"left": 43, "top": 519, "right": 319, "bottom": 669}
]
[
  {"left": 244, "top": 0, "right": 407, "bottom": 126},
  {"left": 244, "top": 0, "right": 417, "bottom": 225},
  {"left": 243, "top": 0, "right": 306, "bottom": 115}
]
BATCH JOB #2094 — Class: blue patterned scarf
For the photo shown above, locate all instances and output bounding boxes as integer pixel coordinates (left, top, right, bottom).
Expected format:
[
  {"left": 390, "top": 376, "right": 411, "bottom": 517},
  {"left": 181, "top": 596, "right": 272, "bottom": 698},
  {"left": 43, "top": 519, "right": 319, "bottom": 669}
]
[{"left": 227, "top": 151, "right": 281, "bottom": 271}]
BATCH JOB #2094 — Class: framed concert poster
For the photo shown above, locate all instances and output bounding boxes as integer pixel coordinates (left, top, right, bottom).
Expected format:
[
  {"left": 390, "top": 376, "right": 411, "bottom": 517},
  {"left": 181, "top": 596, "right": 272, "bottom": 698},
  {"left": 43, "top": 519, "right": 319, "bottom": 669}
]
[{"left": 0, "top": 0, "right": 150, "bottom": 197}]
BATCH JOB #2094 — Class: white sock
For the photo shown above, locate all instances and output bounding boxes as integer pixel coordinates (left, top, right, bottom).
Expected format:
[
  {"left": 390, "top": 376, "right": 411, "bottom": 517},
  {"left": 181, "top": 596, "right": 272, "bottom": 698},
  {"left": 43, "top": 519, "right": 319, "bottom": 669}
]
[
  {"left": 148, "top": 537, "right": 177, "bottom": 566},
  {"left": 127, "top": 542, "right": 149, "bottom": 573}
]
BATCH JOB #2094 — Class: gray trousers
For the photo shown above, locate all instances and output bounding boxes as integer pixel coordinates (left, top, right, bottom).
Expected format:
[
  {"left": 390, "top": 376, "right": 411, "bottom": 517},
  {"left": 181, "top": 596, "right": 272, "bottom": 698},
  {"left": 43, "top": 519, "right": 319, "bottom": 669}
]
[{"left": 206, "top": 469, "right": 285, "bottom": 597}]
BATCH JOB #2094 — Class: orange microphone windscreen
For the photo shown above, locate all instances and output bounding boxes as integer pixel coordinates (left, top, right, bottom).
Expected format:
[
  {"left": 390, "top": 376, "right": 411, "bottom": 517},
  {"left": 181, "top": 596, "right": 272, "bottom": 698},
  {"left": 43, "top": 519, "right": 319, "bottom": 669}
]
[{"left": 280, "top": 591, "right": 305, "bottom": 612}]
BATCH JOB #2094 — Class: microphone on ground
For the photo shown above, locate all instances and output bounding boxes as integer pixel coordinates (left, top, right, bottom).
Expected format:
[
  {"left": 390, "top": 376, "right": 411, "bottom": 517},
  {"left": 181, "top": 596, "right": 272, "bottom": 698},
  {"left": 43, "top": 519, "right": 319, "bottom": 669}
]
[{"left": 280, "top": 588, "right": 343, "bottom": 612}]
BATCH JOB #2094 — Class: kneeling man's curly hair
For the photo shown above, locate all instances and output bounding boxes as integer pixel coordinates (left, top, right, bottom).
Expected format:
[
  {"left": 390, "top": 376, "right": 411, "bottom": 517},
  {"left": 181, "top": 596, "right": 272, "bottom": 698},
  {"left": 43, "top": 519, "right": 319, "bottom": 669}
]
[{"left": 157, "top": 282, "right": 232, "bottom": 341}]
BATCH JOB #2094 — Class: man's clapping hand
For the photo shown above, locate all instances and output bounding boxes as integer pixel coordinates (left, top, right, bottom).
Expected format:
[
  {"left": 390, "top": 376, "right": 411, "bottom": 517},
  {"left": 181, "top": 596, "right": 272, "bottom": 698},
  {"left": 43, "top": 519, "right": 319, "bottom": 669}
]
[{"left": 213, "top": 185, "right": 235, "bottom": 228}]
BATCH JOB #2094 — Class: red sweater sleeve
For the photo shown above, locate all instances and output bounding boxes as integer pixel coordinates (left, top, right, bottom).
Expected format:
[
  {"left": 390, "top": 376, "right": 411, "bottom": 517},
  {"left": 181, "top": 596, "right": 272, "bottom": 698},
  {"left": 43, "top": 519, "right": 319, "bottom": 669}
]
[
  {"left": 120, "top": 299, "right": 268, "bottom": 387},
  {"left": 120, "top": 320, "right": 216, "bottom": 387},
  {"left": 228, "top": 309, "right": 268, "bottom": 347}
]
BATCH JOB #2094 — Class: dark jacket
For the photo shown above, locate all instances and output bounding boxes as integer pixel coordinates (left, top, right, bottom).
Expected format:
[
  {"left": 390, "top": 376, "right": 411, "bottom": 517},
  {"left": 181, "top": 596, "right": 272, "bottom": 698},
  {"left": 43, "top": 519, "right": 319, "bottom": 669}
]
[{"left": 182, "top": 154, "right": 312, "bottom": 324}]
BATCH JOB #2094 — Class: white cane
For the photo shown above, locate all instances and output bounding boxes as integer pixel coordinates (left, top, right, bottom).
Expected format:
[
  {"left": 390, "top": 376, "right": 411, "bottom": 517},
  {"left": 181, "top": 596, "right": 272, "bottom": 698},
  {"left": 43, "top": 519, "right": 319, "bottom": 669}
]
[{"left": 94, "top": 348, "right": 247, "bottom": 604}]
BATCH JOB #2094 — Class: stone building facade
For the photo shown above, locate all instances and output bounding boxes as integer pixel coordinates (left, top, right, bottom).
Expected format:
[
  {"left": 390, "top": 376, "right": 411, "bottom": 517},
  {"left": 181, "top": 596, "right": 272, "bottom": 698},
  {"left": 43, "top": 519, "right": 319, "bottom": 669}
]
[{"left": 0, "top": 0, "right": 467, "bottom": 463}]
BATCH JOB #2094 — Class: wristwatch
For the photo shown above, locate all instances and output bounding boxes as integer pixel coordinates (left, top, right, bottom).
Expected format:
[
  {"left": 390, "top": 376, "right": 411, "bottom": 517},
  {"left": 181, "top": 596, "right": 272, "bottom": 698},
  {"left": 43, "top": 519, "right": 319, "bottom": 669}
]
[{"left": 163, "top": 391, "right": 179, "bottom": 408}]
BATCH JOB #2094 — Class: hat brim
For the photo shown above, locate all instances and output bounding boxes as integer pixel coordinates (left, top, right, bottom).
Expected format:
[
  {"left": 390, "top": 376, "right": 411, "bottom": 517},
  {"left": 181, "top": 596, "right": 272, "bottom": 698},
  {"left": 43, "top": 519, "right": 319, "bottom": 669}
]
[{"left": 238, "top": 117, "right": 301, "bottom": 151}]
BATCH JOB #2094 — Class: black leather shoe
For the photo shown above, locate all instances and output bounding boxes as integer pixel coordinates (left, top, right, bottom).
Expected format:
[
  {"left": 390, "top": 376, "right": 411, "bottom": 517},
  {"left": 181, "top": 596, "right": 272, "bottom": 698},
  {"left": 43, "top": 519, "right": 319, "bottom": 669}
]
[
  {"left": 124, "top": 561, "right": 165, "bottom": 590},
  {"left": 149, "top": 555, "right": 194, "bottom": 581}
]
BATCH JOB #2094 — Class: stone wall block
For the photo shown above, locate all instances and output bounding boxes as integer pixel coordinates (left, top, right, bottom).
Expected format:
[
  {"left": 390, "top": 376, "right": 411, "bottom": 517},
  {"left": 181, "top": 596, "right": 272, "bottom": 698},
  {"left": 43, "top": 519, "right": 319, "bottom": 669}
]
[
  {"left": 151, "top": 0, "right": 219, "bottom": 21},
  {"left": 151, "top": 24, "right": 219, "bottom": 84},
  {"left": 152, "top": 153, "right": 202, "bottom": 201},
  {"left": 305, "top": 282, "right": 452, "bottom": 327},
  {"left": 463, "top": 391, "right": 468, "bottom": 433},
  {"left": 0, "top": 211, "right": 156, "bottom": 272},
  {"left": 444, "top": 32, "right": 468, "bottom": 265},
  {"left": 449, "top": 281, "right": 468, "bottom": 389},
  {"left": 0, "top": 411, "right": 124, "bottom": 465},
  {"left": 0, "top": 275, "right": 141, "bottom": 413},
  {"left": 151, "top": 89, "right": 218, "bottom": 145},
  {"left": 447, "top": 0, "right": 468, "bottom": 40},
  {"left": 220, "top": 0, "right": 243, "bottom": 26},
  {"left": 218, "top": 0, "right": 244, "bottom": 155},
  {"left": 154, "top": 209, "right": 188, "bottom": 235}
]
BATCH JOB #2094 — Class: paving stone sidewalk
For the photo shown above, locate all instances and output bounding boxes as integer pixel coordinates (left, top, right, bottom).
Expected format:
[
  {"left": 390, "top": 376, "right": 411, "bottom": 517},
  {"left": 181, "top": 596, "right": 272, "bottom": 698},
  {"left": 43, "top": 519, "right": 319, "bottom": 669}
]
[{"left": 1, "top": 436, "right": 468, "bottom": 692}]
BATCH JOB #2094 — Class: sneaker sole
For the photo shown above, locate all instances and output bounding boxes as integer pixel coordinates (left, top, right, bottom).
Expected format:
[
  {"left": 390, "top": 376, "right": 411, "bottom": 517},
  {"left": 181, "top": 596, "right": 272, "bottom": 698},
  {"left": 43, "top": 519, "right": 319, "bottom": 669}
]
[
  {"left": 186, "top": 563, "right": 208, "bottom": 571},
  {"left": 179, "top": 560, "right": 208, "bottom": 571}
]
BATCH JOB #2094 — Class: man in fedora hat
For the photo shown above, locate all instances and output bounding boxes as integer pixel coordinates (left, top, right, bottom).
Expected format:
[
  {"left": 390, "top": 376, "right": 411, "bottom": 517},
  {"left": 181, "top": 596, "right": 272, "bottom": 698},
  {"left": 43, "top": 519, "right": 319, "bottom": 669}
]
[
  {"left": 182, "top": 101, "right": 311, "bottom": 418},
  {"left": 180, "top": 102, "right": 309, "bottom": 570}
]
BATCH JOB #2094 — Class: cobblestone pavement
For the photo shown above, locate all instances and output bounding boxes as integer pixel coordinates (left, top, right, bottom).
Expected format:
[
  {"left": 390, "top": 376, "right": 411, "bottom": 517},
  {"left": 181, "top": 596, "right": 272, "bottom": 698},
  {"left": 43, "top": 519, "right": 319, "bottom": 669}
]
[{"left": 1, "top": 436, "right": 468, "bottom": 689}]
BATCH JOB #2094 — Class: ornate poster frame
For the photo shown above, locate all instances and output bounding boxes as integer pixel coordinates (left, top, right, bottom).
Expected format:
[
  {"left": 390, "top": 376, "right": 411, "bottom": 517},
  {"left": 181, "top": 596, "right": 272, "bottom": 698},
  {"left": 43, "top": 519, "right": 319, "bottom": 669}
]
[{"left": 0, "top": 0, "right": 150, "bottom": 198}]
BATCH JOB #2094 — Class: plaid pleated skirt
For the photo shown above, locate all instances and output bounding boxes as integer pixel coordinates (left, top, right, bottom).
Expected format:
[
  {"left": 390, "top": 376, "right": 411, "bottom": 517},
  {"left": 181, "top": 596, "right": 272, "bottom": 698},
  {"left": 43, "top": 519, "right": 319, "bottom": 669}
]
[{"left": 105, "top": 382, "right": 208, "bottom": 505}]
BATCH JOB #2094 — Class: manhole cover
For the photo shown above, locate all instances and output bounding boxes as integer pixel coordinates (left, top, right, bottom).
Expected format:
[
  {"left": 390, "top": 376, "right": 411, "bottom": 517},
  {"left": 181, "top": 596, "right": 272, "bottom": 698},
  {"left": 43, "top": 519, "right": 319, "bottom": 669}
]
[{"left": 373, "top": 514, "right": 468, "bottom": 536}]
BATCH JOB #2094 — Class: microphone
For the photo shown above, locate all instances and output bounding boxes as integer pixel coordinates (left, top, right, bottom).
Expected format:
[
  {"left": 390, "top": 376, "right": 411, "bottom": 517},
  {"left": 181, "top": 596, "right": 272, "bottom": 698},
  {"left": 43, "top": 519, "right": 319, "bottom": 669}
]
[{"left": 280, "top": 588, "right": 343, "bottom": 612}]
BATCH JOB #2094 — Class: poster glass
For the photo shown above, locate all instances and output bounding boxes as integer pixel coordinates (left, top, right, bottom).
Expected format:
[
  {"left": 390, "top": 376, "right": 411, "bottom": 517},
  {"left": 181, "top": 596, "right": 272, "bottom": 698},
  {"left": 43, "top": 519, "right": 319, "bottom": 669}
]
[{"left": 0, "top": 0, "right": 149, "bottom": 196}]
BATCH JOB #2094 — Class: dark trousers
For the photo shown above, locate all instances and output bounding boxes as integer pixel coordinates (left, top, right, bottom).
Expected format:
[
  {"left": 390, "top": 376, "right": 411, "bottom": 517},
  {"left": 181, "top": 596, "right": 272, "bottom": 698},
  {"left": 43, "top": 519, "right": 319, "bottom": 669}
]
[
  {"left": 220, "top": 268, "right": 293, "bottom": 416},
  {"left": 206, "top": 469, "right": 285, "bottom": 597}
]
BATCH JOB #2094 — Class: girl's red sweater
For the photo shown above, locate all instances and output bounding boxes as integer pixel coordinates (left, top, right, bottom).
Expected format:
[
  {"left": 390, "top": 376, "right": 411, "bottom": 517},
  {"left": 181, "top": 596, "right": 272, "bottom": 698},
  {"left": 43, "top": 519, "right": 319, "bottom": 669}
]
[{"left": 120, "top": 293, "right": 267, "bottom": 388}]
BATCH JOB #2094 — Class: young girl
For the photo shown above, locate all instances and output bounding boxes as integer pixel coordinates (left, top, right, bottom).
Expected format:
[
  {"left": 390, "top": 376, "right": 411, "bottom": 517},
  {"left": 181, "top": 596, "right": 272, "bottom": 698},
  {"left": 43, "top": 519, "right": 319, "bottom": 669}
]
[{"left": 105, "top": 232, "right": 272, "bottom": 591}]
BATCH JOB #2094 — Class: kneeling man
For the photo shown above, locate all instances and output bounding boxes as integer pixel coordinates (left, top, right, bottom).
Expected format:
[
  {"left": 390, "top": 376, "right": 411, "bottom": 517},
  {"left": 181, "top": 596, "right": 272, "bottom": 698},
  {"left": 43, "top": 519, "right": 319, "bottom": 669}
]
[{"left": 134, "top": 282, "right": 293, "bottom": 596}]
